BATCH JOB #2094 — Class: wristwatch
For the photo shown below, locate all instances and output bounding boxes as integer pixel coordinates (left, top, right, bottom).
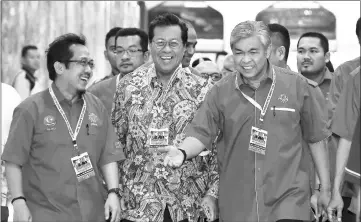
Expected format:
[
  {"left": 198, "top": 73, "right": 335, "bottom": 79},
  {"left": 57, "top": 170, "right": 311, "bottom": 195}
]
[{"left": 108, "top": 188, "right": 121, "bottom": 197}]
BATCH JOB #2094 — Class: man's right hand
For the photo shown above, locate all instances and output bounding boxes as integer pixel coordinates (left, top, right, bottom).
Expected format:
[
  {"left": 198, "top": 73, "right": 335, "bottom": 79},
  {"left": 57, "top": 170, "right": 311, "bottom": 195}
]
[
  {"left": 13, "top": 199, "right": 32, "bottom": 222},
  {"left": 157, "top": 146, "right": 185, "bottom": 168}
]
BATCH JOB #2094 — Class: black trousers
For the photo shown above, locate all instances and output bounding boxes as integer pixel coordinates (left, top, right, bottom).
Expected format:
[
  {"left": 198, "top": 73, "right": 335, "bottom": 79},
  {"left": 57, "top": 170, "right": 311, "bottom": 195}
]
[
  {"left": 1, "top": 206, "right": 9, "bottom": 222},
  {"left": 121, "top": 206, "right": 219, "bottom": 222}
]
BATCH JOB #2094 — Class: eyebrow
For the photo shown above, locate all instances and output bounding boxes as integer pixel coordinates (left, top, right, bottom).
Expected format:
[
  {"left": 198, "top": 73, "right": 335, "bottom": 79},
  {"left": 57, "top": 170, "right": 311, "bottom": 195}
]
[{"left": 234, "top": 47, "right": 259, "bottom": 51}]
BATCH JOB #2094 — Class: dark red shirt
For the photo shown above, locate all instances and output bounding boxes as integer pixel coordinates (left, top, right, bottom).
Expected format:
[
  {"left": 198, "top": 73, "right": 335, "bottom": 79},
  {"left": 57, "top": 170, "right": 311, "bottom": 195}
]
[
  {"left": 185, "top": 64, "right": 330, "bottom": 221},
  {"left": 2, "top": 83, "right": 124, "bottom": 221}
]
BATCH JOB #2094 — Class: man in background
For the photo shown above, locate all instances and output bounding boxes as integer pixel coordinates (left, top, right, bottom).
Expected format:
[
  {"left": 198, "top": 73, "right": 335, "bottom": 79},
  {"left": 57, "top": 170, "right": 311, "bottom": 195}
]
[
  {"left": 102, "top": 27, "right": 122, "bottom": 81},
  {"left": 268, "top": 23, "right": 291, "bottom": 70}
]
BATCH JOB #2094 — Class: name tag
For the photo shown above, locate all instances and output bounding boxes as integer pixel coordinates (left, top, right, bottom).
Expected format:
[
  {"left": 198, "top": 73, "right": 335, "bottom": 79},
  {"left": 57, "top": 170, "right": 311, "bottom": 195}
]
[
  {"left": 249, "top": 126, "right": 268, "bottom": 155},
  {"left": 71, "top": 152, "right": 95, "bottom": 182},
  {"left": 149, "top": 128, "right": 169, "bottom": 146}
]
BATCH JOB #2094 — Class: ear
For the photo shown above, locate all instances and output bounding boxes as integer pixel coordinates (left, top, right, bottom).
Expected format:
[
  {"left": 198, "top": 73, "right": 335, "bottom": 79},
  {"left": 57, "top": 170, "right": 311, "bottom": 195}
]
[
  {"left": 324, "top": 51, "right": 330, "bottom": 63},
  {"left": 54, "top": 61, "right": 65, "bottom": 75},
  {"left": 266, "top": 43, "right": 272, "bottom": 59},
  {"left": 104, "top": 50, "right": 109, "bottom": 61},
  {"left": 143, "top": 51, "right": 150, "bottom": 62},
  {"left": 278, "top": 46, "right": 286, "bottom": 61}
]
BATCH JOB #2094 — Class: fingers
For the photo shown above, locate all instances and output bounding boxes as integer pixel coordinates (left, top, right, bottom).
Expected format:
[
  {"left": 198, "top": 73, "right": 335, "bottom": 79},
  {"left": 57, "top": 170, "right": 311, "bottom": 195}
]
[
  {"left": 336, "top": 206, "right": 343, "bottom": 222},
  {"left": 104, "top": 203, "right": 110, "bottom": 220}
]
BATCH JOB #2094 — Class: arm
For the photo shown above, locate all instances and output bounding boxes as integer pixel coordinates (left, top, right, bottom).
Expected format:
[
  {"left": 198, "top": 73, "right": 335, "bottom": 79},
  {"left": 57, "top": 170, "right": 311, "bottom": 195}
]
[
  {"left": 332, "top": 138, "right": 352, "bottom": 194},
  {"left": 101, "top": 162, "right": 119, "bottom": 189},
  {"left": 14, "top": 72, "right": 31, "bottom": 101},
  {"left": 309, "top": 140, "right": 331, "bottom": 191}
]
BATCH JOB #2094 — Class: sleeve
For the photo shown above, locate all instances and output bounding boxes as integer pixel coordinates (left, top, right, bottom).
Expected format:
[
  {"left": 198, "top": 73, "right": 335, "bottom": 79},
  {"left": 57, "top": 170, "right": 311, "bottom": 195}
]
[
  {"left": 300, "top": 80, "right": 331, "bottom": 143},
  {"left": 110, "top": 78, "right": 129, "bottom": 153},
  {"left": 1, "top": 107, "right": 34, "bottom": 166},
  {"left": 99, "top": 109, "right": 126, "bottom": 166},
  {"left": 205, "top": 133, "right": 220, "bottom": 199},
  {"left": 331, "top": 73, "right": 360, "bottom": 140},
  {"left": 13, "top": 72, "right": 31, "bottom": 101},
  {"left": 185, "top": 85, "right": 221, "bottom": 149}
]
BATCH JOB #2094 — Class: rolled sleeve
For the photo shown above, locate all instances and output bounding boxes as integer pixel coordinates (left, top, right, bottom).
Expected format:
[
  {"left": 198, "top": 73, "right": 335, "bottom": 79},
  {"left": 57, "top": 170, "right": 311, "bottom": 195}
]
[
  {"left": 185, "top": 85, "right": 221, "bottom": 149},
  {"left": 332, "top": 72, "right": 360, "bottom": 140},
  {"left": 99, "top": 112, "right": 125, "bottom": 166},
  {"left": 300, "top": 82, "right": 331, "bottom": 143},
  {"left": 1, "top": 107, "right": 34, "bottom": 166}
]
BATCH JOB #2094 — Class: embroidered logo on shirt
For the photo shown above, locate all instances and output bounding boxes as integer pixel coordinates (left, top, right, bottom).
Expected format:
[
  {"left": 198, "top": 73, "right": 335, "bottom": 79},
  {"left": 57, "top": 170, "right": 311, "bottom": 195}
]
[
  {"left": 278, "top": 94, "right": 288, "bottom": 103},
  {"left": 89, "top": 113, "right": 98, "bottom": 126},
  {"left": 44, "top": 115, "right": 56, "bottom": 131}
]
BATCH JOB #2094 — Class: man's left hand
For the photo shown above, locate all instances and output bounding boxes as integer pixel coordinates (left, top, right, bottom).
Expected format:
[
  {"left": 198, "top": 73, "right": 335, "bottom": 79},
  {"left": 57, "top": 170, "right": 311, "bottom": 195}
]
[
  {"left": 317, "top": 189, "right": 332, "bottom": 221},
  {"left": 201, "top": 195, "right": 218, "bottom": 221},
  {"left": 104, "top": 193, "right": 121, "bottom": 222}
]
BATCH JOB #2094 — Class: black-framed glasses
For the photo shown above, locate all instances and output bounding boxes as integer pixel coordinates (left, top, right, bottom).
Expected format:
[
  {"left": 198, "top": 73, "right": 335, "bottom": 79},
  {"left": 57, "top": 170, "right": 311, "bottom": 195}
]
[
  {"left": 152, "top": 39, "right": 182, "bottom": 49},
  {"left": 113, "top": 48, "right": 143, "bottom": 57},
  {"left": 65, "top": 59, "right": 95, "bottom": 70}
]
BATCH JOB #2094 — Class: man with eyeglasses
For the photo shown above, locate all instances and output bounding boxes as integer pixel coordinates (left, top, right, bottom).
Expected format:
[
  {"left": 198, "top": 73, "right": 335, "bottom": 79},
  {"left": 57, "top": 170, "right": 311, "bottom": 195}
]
[
  {"left": 111, "top": 13, "right": 218, "bottom": 222},
  {"left": 195, "top": 61, "right": 223, "bottom": 82},
  {"left": 88, "top": 28, "right": 149, "bottom": 115},
  {"left": 2, "top": 33, "right": 125, "bottom": 222}
]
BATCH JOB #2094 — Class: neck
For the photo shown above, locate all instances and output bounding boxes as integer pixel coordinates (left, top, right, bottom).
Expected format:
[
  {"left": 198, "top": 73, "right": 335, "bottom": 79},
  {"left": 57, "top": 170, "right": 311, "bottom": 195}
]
[
  {"left": 278, "top": 61, "right": 288, "bottom": 69},
  {"left": 54, "top": 80, "right": 80, "bottom": 103},
  {"left": 156, "top": 69, "right": 176, "bottom": 86},
  {"left": 303, "top": 68, "right": 326, "bottom": 84},
  {"left": 22, "top": 65, "right": 36, "bottom": 75},
  {"left": 111, "top": 68, "right": 119, "bottom": 77}
]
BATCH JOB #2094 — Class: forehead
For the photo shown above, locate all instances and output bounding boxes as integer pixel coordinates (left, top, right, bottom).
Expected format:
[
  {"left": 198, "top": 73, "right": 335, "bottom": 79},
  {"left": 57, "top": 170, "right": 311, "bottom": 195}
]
[
  {"left": 116, "top": 35, "right": 141, "bottom": 48},
  {"left": 69, "top": 44, "right": 90, "bottom": 58},
  {"left": 187, "top": 27, "right": 197, "bottom": 42},
  {"left": 233, "top": 35, "right": 265, "bottom": 51},
  {"left": 25, "top": 49, "right": 39, "bottom": 56},
  {"left": 153, "top": 25, "right": 182, "bottom": 40},
  {"left": 298, "top": 37, "right": 322, "bottom": 49}
]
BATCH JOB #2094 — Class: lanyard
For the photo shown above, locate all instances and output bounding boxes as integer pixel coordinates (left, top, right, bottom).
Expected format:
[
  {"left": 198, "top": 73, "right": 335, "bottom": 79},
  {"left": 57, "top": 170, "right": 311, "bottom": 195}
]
[
  {"left": 240, "top": 69, "right": 276, "bottom": 122},
  {"left": 49, "top": 86, "right": 87, "bottom": 156}
]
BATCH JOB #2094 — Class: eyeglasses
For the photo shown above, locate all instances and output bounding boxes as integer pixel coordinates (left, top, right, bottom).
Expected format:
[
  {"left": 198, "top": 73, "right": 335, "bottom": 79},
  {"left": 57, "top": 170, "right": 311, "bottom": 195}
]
[
  {"left": 152, "top": 39, "right": 182, "bottom": 49},
  {"left": 65, "top": 59, "right": 95, "bottom": 70},
  {"left": 113, "top": 48, "right": 143, "bottom": 57}
]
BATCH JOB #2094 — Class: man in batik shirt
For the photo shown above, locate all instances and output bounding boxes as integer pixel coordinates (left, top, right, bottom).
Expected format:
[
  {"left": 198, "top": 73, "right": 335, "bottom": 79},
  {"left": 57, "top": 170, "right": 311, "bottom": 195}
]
[{"left": 111, "top": 13, "right": 218, "bottom": 222}]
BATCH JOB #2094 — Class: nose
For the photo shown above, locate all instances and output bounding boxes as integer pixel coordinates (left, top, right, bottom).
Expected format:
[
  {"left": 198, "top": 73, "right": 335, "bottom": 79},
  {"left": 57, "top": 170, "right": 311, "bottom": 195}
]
[
  {"left": 162, "top": 43, "right": 172, "bottom": 52},
  {"left": 242, "top": 54, "right": 252, "bottom": 63},
  {"left": 121, "top": 51, "right": 130, "bottom": 60}
]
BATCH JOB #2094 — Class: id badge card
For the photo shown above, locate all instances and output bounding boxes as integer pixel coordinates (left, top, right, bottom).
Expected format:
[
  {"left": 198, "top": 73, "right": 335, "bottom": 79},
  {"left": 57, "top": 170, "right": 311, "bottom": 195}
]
[
  {"left": 71, "top": 152, "right": 95, "bottom": 182},
  {"left": 249, "top": 126, "right": 268, "bottom": 155},
  {"left": 149, "top": 128, "right": 169, "bottom": 146}
]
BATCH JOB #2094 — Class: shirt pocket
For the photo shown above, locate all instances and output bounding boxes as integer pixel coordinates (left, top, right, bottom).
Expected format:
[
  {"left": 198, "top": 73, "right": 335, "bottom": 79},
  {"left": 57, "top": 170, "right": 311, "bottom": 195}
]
[{"left": 269, "top": 106, "right": 299, "bottom": 127}]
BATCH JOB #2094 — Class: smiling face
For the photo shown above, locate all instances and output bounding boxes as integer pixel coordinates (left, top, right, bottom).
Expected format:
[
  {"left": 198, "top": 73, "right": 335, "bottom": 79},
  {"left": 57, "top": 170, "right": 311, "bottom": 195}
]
[
  {"left": 297, "top": 37, "right": 329, "bottom": 76},
  {"left": 232, "top": 35, "right": 270, "bottom": 80},
  {"left": 61, "top": 44, "right": 93, "bottom": 93},
  {"left": 150, "top": 25, "right": 186, "bottom": 76}
]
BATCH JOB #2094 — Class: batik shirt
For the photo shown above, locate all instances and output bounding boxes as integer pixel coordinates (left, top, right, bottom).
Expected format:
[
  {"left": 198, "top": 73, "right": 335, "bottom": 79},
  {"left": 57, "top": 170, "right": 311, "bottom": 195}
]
[{"left": 111, "top": 64, "right": 218, "bottom": 222}]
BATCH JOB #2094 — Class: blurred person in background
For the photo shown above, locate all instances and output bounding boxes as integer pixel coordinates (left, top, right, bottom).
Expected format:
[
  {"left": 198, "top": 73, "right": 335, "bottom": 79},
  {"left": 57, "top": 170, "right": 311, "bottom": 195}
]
[
  {"left": 102, "top": 27, "right": 122, "bottom": 81},
  {"left": 89, "top": 28, "right": 149, "bottom": 114},
  {"left": 220, "top": 54, "right": 236, "bottom": 77},
  {"left": 12, "top": 45, "right": 41, "bottom": 101},
  {"left": 182, "top": 20, "right": 197, "bottom": 69},
  {"left": 195, "top": 60, "right": 222, "bottom": 82},
  {"left": 326, "top": 61, "right": 335, "bottom": 72},
  {"left": 191, "top": 57, "right": 212, "bottom": 68},
  {"left": 215, "top": 50, "right": 227, "bottom": 71},
  {"left": 1, "top": 83, "right": 22, "bottom": 222},
  {"left": 268, "top": 23, "right": 291, "bottom": 70}
]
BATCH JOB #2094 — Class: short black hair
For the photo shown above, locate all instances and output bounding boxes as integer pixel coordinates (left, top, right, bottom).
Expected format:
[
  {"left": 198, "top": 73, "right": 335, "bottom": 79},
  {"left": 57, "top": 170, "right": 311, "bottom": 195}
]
[
  {"left": 115, "top": 28, "right": 149, "bottom": 52},
  {"left": 46, "top": 33, "right": 86, "bottom": 81},
  {"left": 216, "top": 51, "right": 228, "bottom": 61},
  {"left": 268, "top": 23, "right": 290, "bottom": 62},
  {"left": 326, "top": 61, "right": 334, "bottom": 72},
  {"left": 192, "top": 57, "right": 211, "bottom": 68},
  {"left": 297, "top": 32, "right": 329, "bottom": 54},
  {"left": 148, "top": 13, "right": 188, "bottom": 45},
  {"left": 356, "top": 17, "right": 361, "bottom": 38},
  {"left": 105, "top": 27, "right": 122, "bottom": 48},
  {"left": 21, "top": 45, "right": 38, "bottom": 58}
]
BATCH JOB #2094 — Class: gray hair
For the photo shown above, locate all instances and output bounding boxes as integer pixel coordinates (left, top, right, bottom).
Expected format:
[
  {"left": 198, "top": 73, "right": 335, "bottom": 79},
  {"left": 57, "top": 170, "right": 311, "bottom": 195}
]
[{"left": 230, "top": 21, "right": 271, "bottom": 49}]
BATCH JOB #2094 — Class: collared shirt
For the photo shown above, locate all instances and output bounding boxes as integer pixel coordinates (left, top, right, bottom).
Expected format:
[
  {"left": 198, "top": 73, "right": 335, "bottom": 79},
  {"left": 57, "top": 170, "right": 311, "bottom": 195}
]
[
  {"left": 332, "top": 68, "right": 360, "bottom": 140},
  {"left": 315, "top": 67, "right": 334, "bottom": 99},
  {"left": 185, "top": 64, "right": 330, "bottom": 221},
  {"left": 1, "top": 83, "right": 21, "bottom": 206},
  {"left": 88, "top": 74, "right": 121, "bottom": 115},
  {"left": 1, "top": 83, "right": 124, "bottom": 222},
  {"left": 111, "top": 63, "right": 218, "bottom": 222}
]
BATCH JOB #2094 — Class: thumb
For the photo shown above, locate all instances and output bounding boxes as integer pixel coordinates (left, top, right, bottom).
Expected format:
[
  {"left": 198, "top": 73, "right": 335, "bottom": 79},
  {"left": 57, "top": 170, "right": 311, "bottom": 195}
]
[
  {"left": 157, "top": 146, "right": 171, "bottom": 153},
  {"left": 120, "top": 198, "right": 127, "bottom": 211},
  {"left": 104, "top": 203, "right": 110, "bottom": 220}
]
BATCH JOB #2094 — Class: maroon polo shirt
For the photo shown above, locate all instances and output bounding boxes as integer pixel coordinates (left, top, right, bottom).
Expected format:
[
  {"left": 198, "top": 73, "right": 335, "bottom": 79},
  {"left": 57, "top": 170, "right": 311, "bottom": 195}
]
[
  {"left": 2, "top": 83, "right": 124, "bottom": 222},
  {"left": 185, "top": 63, "right": 330, "bottom": 221}
]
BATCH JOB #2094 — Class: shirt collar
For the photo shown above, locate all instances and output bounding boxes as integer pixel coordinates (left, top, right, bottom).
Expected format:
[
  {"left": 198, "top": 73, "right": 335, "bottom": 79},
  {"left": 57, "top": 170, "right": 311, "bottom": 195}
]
[
  {"left": 148, "top": 63, "right": 183, "bottom": 88},
  {"left": 318, "top": 67, "right": 333, "bottom": 86},
  {"left": 235, "top": 61, "right": 274, "bottom": 88},
  {"left": 49, "top": 82, "right": 84, "bottom": 105}
]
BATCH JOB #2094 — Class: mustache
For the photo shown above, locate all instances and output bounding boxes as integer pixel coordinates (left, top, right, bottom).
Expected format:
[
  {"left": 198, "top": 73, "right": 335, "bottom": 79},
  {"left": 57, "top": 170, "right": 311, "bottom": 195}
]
[{"left": 302, "top": 60, "right": 313, "bottom": 65}]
